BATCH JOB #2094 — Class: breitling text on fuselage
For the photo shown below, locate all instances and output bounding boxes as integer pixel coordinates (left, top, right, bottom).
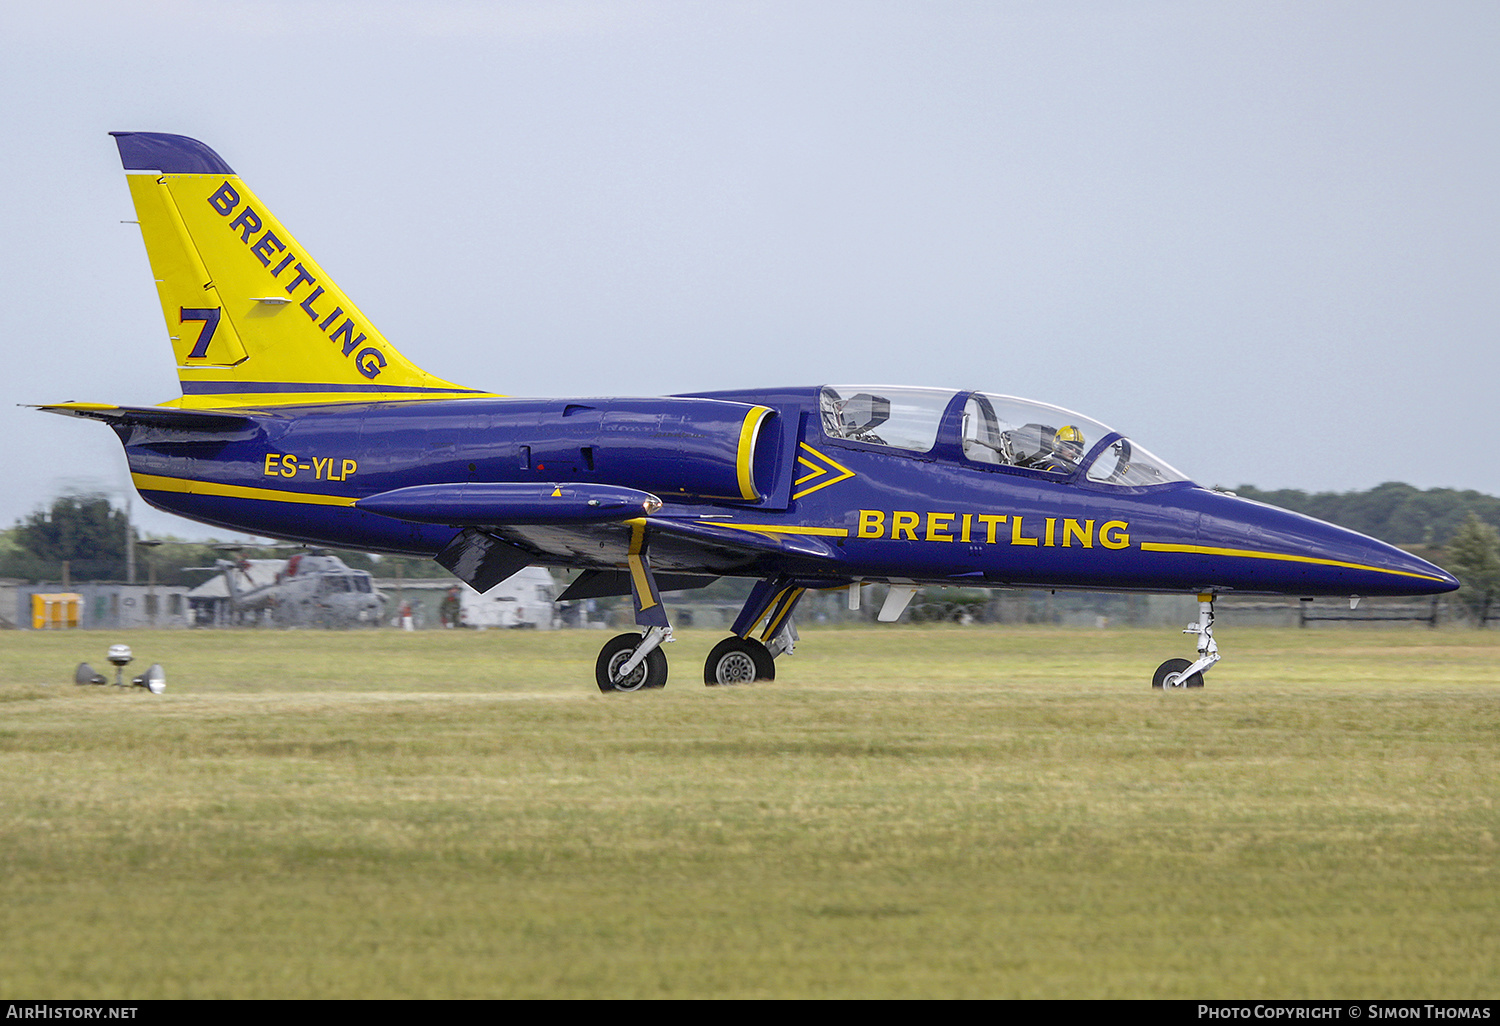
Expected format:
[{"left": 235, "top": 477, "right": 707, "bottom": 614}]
[{"left": 856, "top": 510, "right": 1131, "bottom": 549}]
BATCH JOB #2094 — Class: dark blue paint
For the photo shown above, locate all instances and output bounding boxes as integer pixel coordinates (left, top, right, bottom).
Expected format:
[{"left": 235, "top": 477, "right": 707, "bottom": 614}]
[
  {"left": 110, "top": 386, "right": 1458, "bottom": 600},
  {"left": 178, "top": 307, "right": 220, "bottom": 359},
  {"left": 111, "top": 132, "right": 235, "bottom": 175},
  {"left": 359, "top": 482, "right": 660, "bottom": 525}
]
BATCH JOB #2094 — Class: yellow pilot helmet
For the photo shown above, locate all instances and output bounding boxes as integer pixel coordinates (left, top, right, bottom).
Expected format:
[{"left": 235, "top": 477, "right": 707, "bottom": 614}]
[{"left": 1055, "top": 425, "right": 1084, "bottom": 446}]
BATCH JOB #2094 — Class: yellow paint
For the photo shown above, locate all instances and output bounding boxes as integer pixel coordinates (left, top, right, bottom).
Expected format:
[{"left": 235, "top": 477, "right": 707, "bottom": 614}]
[
  {"left": 759, "top": 587, "right": 805, "bottom": 642},
  {"left": 1010, "top": 516, "right": 1039, "bottom": 547},
  {"left": 626, "top": 521, "right": 656, "bottom": 611},
  {"left": 1141, "top": 542, "right": 1450, "bottom": 582},
  {"left": 262, "top": 453, "right": 357, "bottom": 481},
  {"left": 717, "top": 522, "right": 851, "bottom": 538},
  {"left": 791, "top": 444, "right": 856, "bottom": 500},
  {"left": 926, "top": 512, "right": 955, "bottom": 542},
  {"left": 132, "top": 473, "right": 357, "bottom": 507},
  {"left": 976, "top": 514, "right": 1007, "bottom": 544},
  {"left": 735, "top": 406, "right": 772, "bottom": 501},
  {"left": 1062, "top": 519, "right": 1094, "bottom": 548},
  {"left": 122, "top": 169, "right": 497, "bottom": 408},
  {"left": 1100, "top": 521, "right": 1131, "bottom": 549}
]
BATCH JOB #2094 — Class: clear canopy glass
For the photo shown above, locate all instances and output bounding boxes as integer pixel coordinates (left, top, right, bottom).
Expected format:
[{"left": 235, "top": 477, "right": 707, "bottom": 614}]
[
  {"left": 819, "top": 385, "right": 951, "bottom": 453},
  {"left": 819, "top": 385, "right": 1190, "bottom": 487}
]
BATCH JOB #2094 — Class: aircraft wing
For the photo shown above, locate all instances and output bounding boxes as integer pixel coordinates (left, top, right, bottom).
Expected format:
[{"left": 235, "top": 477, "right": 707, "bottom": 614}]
[
  {"left": 643, "top": 516, "right": 842, "bottom": 562},
  {"left": 484, "top": 516, "right": 840, "bottom": 574},
  {"left": 357, "top": 480, "right": 844, "bottom": 593},
  {"left": 447, "top": 517, "right": 837, "bottom": 590}
]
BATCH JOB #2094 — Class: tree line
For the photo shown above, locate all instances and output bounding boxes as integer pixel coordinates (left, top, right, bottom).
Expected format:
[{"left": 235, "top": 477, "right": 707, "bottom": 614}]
[
  {"left": 1228, "top": 481, "right": 1500, "bottom": 548},
  {"left": 1221, "top": 483, "right": 1500, "bottom": 622},
  {"left": 0, "top": 495, "right": 434, "bottom": 587}
]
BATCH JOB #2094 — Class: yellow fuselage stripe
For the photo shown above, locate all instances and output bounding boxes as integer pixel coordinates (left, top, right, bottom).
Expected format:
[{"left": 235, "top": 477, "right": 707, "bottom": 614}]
[
  {"left": 714, "top": 522, "right": 850, "bottom": 538},
  {"left": 1139, "top": 542, "right": 1447, "bottom": 582},
  {"left": 132, "top": 473, "right": 356, "bottom": 507}
]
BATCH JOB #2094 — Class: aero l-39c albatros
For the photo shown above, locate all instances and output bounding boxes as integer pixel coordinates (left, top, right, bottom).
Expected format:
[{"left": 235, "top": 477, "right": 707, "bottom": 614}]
[{"left": 40, "top": 133, "right": 1459, "bottom": 691}]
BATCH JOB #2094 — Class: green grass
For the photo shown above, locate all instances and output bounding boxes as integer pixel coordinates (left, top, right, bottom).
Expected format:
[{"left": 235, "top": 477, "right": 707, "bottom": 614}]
[{"left": 1, "top": 626, "right": 1496, "bottom": 998}]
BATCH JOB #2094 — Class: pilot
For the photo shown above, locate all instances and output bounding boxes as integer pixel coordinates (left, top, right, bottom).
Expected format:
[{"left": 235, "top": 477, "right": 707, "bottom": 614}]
[{"left": 1039, "top": 425, "right": 1086, "bottom": 473}]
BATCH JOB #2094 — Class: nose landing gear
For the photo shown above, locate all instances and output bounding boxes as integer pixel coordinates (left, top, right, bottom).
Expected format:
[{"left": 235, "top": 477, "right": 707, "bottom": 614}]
[
  {"left": 596, "top": 626, "right": 671, "bottom": 692},
  {"left": 1153, "top": 593, "right": 1219, "bottom": 689},
  {"left": 594, "top": 522, "right": 676, "bottom": 693}
]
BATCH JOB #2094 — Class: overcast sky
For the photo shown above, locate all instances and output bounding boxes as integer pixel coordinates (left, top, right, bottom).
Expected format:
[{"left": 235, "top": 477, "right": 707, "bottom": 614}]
[{"left": 3, "top": 0, "right": 1496, "bottom": 540}]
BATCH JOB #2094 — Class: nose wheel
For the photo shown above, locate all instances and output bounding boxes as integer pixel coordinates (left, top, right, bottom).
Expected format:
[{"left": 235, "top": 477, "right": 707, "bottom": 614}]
[
  {"left": 1153, "top": 593, "right": 1219, "bottom": 689},
  {"left": 1152, "top": 657, "right": 1204, "bottom": 689}
]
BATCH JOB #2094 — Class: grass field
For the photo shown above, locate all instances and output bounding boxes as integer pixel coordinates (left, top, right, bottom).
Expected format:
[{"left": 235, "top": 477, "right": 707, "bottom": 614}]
[{"left": 1, "top": 625, "right": 1496, "bottom": 999}]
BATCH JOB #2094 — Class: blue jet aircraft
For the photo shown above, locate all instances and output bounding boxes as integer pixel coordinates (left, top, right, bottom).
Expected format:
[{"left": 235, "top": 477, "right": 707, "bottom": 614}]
[{"left": 42, "top": 132, "right": 1460, "bottom": 691}]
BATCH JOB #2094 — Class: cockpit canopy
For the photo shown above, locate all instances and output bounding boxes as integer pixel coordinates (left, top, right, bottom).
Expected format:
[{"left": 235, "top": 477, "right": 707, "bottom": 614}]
[{"left": 818, "top": 385, "right": 1190, "bottom": 487}]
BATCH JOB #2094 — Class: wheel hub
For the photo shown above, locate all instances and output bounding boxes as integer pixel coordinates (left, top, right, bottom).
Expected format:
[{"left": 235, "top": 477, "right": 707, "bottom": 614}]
[
  {"left": 608, "top": 652, "right": 650, "bottom": 691},
  {"left": 714, "top": 651, "right": 757, "bottom": 684}
]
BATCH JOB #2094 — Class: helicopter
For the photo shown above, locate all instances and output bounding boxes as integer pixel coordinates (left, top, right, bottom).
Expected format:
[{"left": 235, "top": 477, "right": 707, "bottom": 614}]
[{"left": 199, "top": 549, "right": 385, "bottom": 628}]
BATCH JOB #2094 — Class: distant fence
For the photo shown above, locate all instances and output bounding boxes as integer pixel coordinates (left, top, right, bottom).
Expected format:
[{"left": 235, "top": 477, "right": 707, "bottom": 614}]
[{"left": 1297, "top": 597, "right": 1443, "bottom": 629}]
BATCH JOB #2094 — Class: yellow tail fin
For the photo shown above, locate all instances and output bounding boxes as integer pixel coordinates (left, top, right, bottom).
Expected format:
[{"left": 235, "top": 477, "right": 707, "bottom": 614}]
[{"left": 111, "top": 132, "right": 494, "bottom": 409}]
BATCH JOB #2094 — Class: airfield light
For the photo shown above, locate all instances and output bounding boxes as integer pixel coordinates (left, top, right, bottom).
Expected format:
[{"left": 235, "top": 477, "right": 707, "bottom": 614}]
[{"left": 74, "top": 644, "right": 166, "bottom": 694}]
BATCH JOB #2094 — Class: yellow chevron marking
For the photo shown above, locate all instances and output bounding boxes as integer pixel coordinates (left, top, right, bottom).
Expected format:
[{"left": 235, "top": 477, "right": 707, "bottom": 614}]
[{"left": 791, "top": 443, "right": 855, "bottom": 500}]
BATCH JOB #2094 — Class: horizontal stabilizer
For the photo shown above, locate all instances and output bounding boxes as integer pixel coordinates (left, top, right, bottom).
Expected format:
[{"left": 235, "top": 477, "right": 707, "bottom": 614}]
[
  {"left": 34, "top": 403, "right": 257, "bottom": 432},
  {"left": 358, "top": 482, "right": 663, "bottom": 526}
]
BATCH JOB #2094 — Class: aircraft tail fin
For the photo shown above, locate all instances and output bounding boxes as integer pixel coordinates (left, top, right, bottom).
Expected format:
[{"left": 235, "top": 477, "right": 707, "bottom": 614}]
[{"left": 110, "top": 132, "right": 495, "bottom": 409}]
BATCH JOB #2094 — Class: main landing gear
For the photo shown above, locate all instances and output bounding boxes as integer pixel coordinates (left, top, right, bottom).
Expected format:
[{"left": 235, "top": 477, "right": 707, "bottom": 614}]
[
  {"left": 1153, "top": 592, "right": 1220, "bottom": 689},
  {"left": 703, "top": 577, "right": 802, "bottom": 686},
  {"left": 593, "top": 567, "right": 806, "bottom": 693}
]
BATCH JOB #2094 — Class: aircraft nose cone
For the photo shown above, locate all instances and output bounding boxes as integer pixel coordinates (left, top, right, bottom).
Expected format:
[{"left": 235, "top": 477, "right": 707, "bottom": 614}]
[
  {"left": 1397, "top": 552, "right": 1460, "bottom": 594},
  {"left": 1192, "top": 491, "right": 1460, "bottom": 597}
]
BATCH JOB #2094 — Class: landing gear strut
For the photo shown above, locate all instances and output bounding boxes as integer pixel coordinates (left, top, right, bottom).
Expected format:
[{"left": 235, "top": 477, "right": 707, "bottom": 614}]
[
  {"left": 1153, "top": 592, "right": 1219, "bottom": 689},
  {"left": 594, "top": 522, "right": 674, "bottom": 693}
]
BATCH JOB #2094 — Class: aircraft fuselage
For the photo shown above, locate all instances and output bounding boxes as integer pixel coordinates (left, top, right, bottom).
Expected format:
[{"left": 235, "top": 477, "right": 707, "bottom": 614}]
[{"left": 112, "top": 386, "right": 1455, "bottom": 601}]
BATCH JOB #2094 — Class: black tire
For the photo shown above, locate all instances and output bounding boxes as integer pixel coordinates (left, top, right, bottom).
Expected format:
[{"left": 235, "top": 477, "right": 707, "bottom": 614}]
[
  {"left": 1152, "top": 657, "right": 1204, "bottom": 689},
  {"left": 703, "top": 636, "right": 776, "bottom": 686},
  {"left": 596, "top": 633, "right": 668, "bottom": 693}
]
